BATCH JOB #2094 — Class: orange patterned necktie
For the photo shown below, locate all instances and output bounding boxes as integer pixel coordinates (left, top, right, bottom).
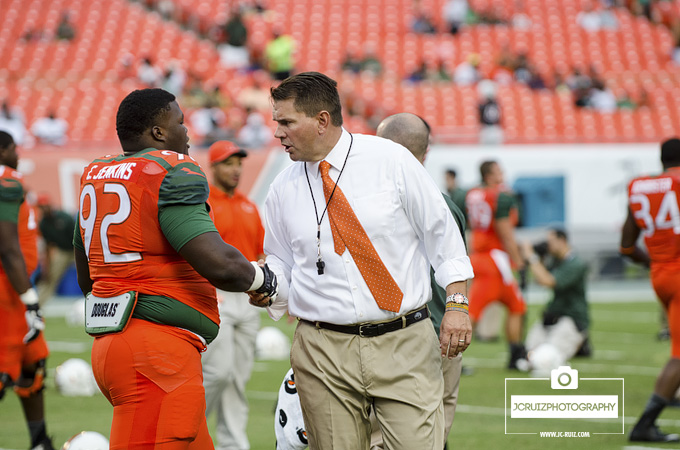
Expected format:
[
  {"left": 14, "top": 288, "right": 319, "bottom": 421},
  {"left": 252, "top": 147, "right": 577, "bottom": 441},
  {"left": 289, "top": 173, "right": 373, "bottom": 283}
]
[{"left": 319, "top": 160, "right": 403, "bottom": 312}]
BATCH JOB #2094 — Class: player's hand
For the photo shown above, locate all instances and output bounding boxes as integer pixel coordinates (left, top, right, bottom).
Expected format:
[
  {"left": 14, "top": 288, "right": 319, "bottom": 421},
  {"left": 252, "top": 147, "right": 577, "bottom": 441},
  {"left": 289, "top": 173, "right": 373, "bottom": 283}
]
[
  {"left": 23, "top": 304, "right": 45, "bottom": 344},
  {"left": 440, "top": 310, "right": 472, "bottom": 359},
  {"left": 248, "top": 291, "right": 272, "bottom": 308},
  {"left": 255, "top": 263, "right": 278, "bottom": 299},
  {"left": 247, "top": 262, "right": 278, "bottom": 307}
]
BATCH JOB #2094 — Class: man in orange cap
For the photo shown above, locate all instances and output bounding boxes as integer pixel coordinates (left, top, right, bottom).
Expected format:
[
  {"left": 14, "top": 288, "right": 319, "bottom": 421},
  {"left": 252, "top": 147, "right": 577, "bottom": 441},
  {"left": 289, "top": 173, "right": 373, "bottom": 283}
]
[{"left": 202, "top": 140, "right": 265, "bottom": 450}]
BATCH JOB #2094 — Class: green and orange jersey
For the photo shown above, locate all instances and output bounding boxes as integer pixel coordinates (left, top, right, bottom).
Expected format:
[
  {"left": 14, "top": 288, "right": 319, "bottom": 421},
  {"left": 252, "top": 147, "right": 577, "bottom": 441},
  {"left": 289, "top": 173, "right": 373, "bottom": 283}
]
[
  {"left": 628, "top": 167, "right": 680, "bottom": 265},
  {"left": 0, "top": 165, "right": 39, "bottom": 288},
  {"left": 465, "top": 184, "right": 519, "bottom": 254},
  {"left": 208, "top": 187, "right": 264, "bottom": 261},
  {"left": 75, "top": 149, "right": 220, "bottom": 339}
]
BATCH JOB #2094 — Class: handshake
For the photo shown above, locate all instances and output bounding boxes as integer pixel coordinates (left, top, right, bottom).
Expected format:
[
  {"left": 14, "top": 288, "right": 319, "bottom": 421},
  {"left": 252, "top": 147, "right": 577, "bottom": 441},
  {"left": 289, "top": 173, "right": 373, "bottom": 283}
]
[{"left": 247, "top": 262, "right": 278, "bottom": 308}]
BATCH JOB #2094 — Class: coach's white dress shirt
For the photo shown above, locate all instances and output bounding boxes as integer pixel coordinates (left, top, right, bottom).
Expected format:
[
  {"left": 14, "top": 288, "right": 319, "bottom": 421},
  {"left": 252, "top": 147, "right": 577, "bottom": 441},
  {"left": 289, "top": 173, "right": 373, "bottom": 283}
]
[{"left": 264, "top": 129, "right": 473, "bottom": 324}]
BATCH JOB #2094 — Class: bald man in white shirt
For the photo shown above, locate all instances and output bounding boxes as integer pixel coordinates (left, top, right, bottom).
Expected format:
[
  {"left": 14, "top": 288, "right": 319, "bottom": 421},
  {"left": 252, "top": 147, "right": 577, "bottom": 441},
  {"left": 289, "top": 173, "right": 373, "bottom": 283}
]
[{"left": 253, "top": 72, "right": 473, "bottom": 450}]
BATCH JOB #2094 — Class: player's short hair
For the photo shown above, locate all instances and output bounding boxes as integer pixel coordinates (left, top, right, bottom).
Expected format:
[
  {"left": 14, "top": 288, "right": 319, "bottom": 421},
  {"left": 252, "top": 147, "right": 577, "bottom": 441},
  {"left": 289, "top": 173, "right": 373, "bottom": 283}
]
[
  {"left": 549, "top": 227, "right": 568, "bottom": 242},
  {"left": 480, "top": 160, "right": 497, "bottom": 181},
  {"left": 116, "top": 89, "right": 176, "bottom": 143},
  {"left": 446, "top": 169, "right": 457, "bottom": 178},
  {"left": 270, "top": 72, "right": 343, "bottom": 127},
  {"left": 661, "top": 138, "right": 680, "bottom": 166},
  {"left": 0, "top": 130, "right": 14, "bottom": 149}
]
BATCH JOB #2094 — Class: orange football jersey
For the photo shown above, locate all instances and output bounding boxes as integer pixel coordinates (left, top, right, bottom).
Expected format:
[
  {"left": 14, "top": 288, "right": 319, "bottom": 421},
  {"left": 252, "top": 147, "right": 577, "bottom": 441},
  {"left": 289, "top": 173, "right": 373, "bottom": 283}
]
[
  {"left": 628, "top": 167, "right": 680, "bottom": 264},
  {"left": 78, "top": 150, "right": 218, "bottom": 323},
  {"left": 466, "top": 185, "right": 519, "bottom": 254}
]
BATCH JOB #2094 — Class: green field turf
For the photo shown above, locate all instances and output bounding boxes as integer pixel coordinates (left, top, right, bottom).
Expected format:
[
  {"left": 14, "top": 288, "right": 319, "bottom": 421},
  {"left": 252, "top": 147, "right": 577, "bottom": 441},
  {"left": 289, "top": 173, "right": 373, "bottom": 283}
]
[{"left": 1, "top": 300, "right": 678, "bottom": 450}]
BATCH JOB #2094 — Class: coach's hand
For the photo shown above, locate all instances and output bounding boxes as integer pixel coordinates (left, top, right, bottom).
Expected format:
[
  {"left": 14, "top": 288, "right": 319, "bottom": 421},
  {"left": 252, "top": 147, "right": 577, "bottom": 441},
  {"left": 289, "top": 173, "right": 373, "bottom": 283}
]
[
  {"left": 440, "top": 310, "right": 472, "bottom": 359},
  {"left": 23, "top": 304, "right": 45, "bottom": 344}
]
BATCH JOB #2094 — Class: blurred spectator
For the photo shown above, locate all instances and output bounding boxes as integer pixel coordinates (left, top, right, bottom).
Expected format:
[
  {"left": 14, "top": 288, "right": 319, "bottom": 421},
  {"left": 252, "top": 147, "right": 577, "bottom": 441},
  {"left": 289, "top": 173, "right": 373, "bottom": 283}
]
[
  {"left": 218, "top": 7, "right": 250, "bottom": 69},
  {"left": 511, "top": 0, "right": 532, "bottom": 30},
  {"left": 36, "top": 194, "right": 76, "bottom": 305},
  {"left": 599, "top": 4, "right": 619, "bottom": 29},
  {"left": 137, "top": 57, "right": 162, "bottom": 88},
  {"left": 443, "top": 0, "right": 469, "bottom": 35},
  {"left": 577, "top": 3, "right": 602, "bottom": 31},
  {"left": 21, "top": 27, "right": 46, "bottom": 42},
  {"left": 265, "top": 30, "right": 295, "bottom": 80},
  {"left": 161, "top": 61, "right": 186, "bottom": 97},
  {"left": 117, "top": 53, "right": 136, "bottom": 81},
  {"left": 491, "top": 45, "right": 516, "bottom": 85},
  {"left": 589, "top": 81, "right": 617, "bottom": 112},
  {"left": 237, "top": 72, "right": 272, "bottom": 112},
  {"left": 0, "top": 100, "right": 27, "bottom": 145},
  {"left": 454, "top": 53, "right": 481, "bottom": 85},
  {"left": 31, "top": 112, "right": 68, "bottom": 146},
  {"left": 55, "top": 11, "right": 76, "bottom": 41},
  {"left": 237, "top": 111, "right": 272, "bottom": 149},
  {"left": 411, "top": 11, "right": 437, "bottom": 34},
  {"left": 341, "top": 49, "right": 363, "bottom": 74},
  {"left": 445, "top": 169, "right": 467, "bottom": 220},
  {"left": 190, "top": 99, "right": 227, "bottom": 146},
  {"left": 406, "top": 61, "right": 429, "bottom": 83},
  {"left": 428, "top": 61, "right": 452, "bottom": 82},
  {"left": 478, "top": 80, "right": 504, "bottom": 145},
  {"left": 156, "top": 0, "right": 176, "bottom": 20},
  {"left": 360, "top": 44, "right": 383, "bottom": 75}
]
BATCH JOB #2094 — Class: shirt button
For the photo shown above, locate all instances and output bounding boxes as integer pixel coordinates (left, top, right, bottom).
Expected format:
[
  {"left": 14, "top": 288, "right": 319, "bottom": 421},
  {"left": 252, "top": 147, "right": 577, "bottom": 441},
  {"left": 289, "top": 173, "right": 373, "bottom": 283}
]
[
  {"left": 359, "top": 312, "right": 364, "bottom": 317},
  {"left": 345, "top": 258, "right": 350, "bottom": 264},
  {"left": 352, "top": 285, "right": 357, "bottom": 291}
]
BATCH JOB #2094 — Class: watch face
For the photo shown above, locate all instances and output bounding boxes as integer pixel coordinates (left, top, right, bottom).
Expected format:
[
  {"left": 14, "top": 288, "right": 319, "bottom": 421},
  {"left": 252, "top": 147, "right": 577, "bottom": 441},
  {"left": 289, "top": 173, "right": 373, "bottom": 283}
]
[{"left": 453, "top": 293, "right": 468, "bottom": 304}]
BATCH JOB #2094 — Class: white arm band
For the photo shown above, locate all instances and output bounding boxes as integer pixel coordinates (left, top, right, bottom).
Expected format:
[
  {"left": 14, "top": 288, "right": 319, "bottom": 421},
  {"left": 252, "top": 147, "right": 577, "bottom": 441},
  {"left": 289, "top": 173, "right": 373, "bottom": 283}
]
[
  {"left": 20, "top": 287, "right": 39, "bottom": 306},
  {"left": 248, "top": 261, "right": 264, "bottom": 291}
]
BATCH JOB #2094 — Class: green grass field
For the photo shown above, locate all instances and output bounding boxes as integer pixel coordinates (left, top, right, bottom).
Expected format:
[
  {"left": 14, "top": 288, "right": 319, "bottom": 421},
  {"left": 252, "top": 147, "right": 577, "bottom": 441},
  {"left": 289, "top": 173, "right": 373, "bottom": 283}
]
[{"left": 1, "top": 299, "right": 679, "bottom": 450}]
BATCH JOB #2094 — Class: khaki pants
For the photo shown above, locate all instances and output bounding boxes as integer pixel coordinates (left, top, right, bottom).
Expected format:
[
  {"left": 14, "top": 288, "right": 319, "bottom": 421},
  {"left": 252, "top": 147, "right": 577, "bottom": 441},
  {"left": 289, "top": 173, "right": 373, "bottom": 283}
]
[
  {"left": 202, "top": 291, "right": 260, "bottom": 450},
  {"left": 37, "top": 248, "right": 74, "bottom": 305},
  {"left": 370, "top": 353, "right": 462, "bottom": 449},
  {"left": 525, "top": 316, "right": 586, "bottom": 360},
  {"left": 292, "top": 317, "right": 445, "bottom": 450}
]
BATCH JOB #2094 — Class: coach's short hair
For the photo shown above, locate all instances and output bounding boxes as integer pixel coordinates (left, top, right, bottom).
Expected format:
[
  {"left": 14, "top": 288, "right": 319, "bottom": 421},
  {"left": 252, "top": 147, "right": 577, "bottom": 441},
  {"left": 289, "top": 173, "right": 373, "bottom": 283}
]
[
  {"left": 661, "top": 138, "right": 680, "bottom": 166},
  {"left": 116, "top": 89, "right": 176, "bottom": 143},
  {"left": 0, "top": 130, "right": 14, "bottom": 149},
  {"left": 270, "top": 72, "right": 343, "bottom": 127}
]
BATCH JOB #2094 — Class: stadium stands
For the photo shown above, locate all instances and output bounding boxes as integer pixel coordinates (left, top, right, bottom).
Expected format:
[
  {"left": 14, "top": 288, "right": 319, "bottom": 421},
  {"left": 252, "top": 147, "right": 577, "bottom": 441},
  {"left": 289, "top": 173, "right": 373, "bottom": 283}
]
[{"left": 1, "top": 0, "right": 680, "bottom": 143}]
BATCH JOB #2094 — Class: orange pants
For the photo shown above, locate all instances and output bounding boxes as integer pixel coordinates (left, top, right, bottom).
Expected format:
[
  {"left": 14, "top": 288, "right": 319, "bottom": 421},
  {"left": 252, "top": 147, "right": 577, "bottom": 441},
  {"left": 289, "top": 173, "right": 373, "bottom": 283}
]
[
  {"left": 468, "top": 252, "right": 526, "bottom": 321},
  {"left": 651, "top": 264, "right": 680, "bottom": 358},
  {"left": 0, "top": 289, "right": 49, "bottom": 381},
  {"left": 92, "top": 319, "right": 214, "bottom": 450}
]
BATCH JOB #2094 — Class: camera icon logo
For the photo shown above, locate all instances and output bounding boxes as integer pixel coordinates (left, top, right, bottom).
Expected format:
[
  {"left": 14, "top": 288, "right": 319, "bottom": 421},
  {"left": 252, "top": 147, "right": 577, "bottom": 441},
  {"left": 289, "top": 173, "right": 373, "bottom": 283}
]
[{"left": 551, "top": 366, "right": 579, "bottom": 389}]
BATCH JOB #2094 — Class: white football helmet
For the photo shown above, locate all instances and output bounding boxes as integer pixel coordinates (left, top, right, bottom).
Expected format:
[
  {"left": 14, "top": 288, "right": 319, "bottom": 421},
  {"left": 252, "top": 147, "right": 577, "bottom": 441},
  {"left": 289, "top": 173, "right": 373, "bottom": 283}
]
[
  {"left": 61, "top": 431, "right": 109, "bottom": 450},
  {"left": 256, "top": 326, "right": 291, "bottom": 361},
  {"left": 55, "top": 358, "right": 99, "bottom": 397}
]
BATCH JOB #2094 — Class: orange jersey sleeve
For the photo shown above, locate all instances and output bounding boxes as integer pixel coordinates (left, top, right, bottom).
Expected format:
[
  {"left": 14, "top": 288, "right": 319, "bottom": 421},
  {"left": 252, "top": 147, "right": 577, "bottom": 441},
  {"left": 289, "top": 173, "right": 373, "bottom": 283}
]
[{"left": 628, "top": 168, "right": 680, "bottom": 264}]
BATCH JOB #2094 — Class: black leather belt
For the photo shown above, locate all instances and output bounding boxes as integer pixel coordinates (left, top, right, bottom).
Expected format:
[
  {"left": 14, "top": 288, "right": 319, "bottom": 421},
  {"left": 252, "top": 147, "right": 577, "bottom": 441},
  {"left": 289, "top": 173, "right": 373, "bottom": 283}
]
[{"left": 304, "top": 305, "right": 430, "bottom": 337}]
